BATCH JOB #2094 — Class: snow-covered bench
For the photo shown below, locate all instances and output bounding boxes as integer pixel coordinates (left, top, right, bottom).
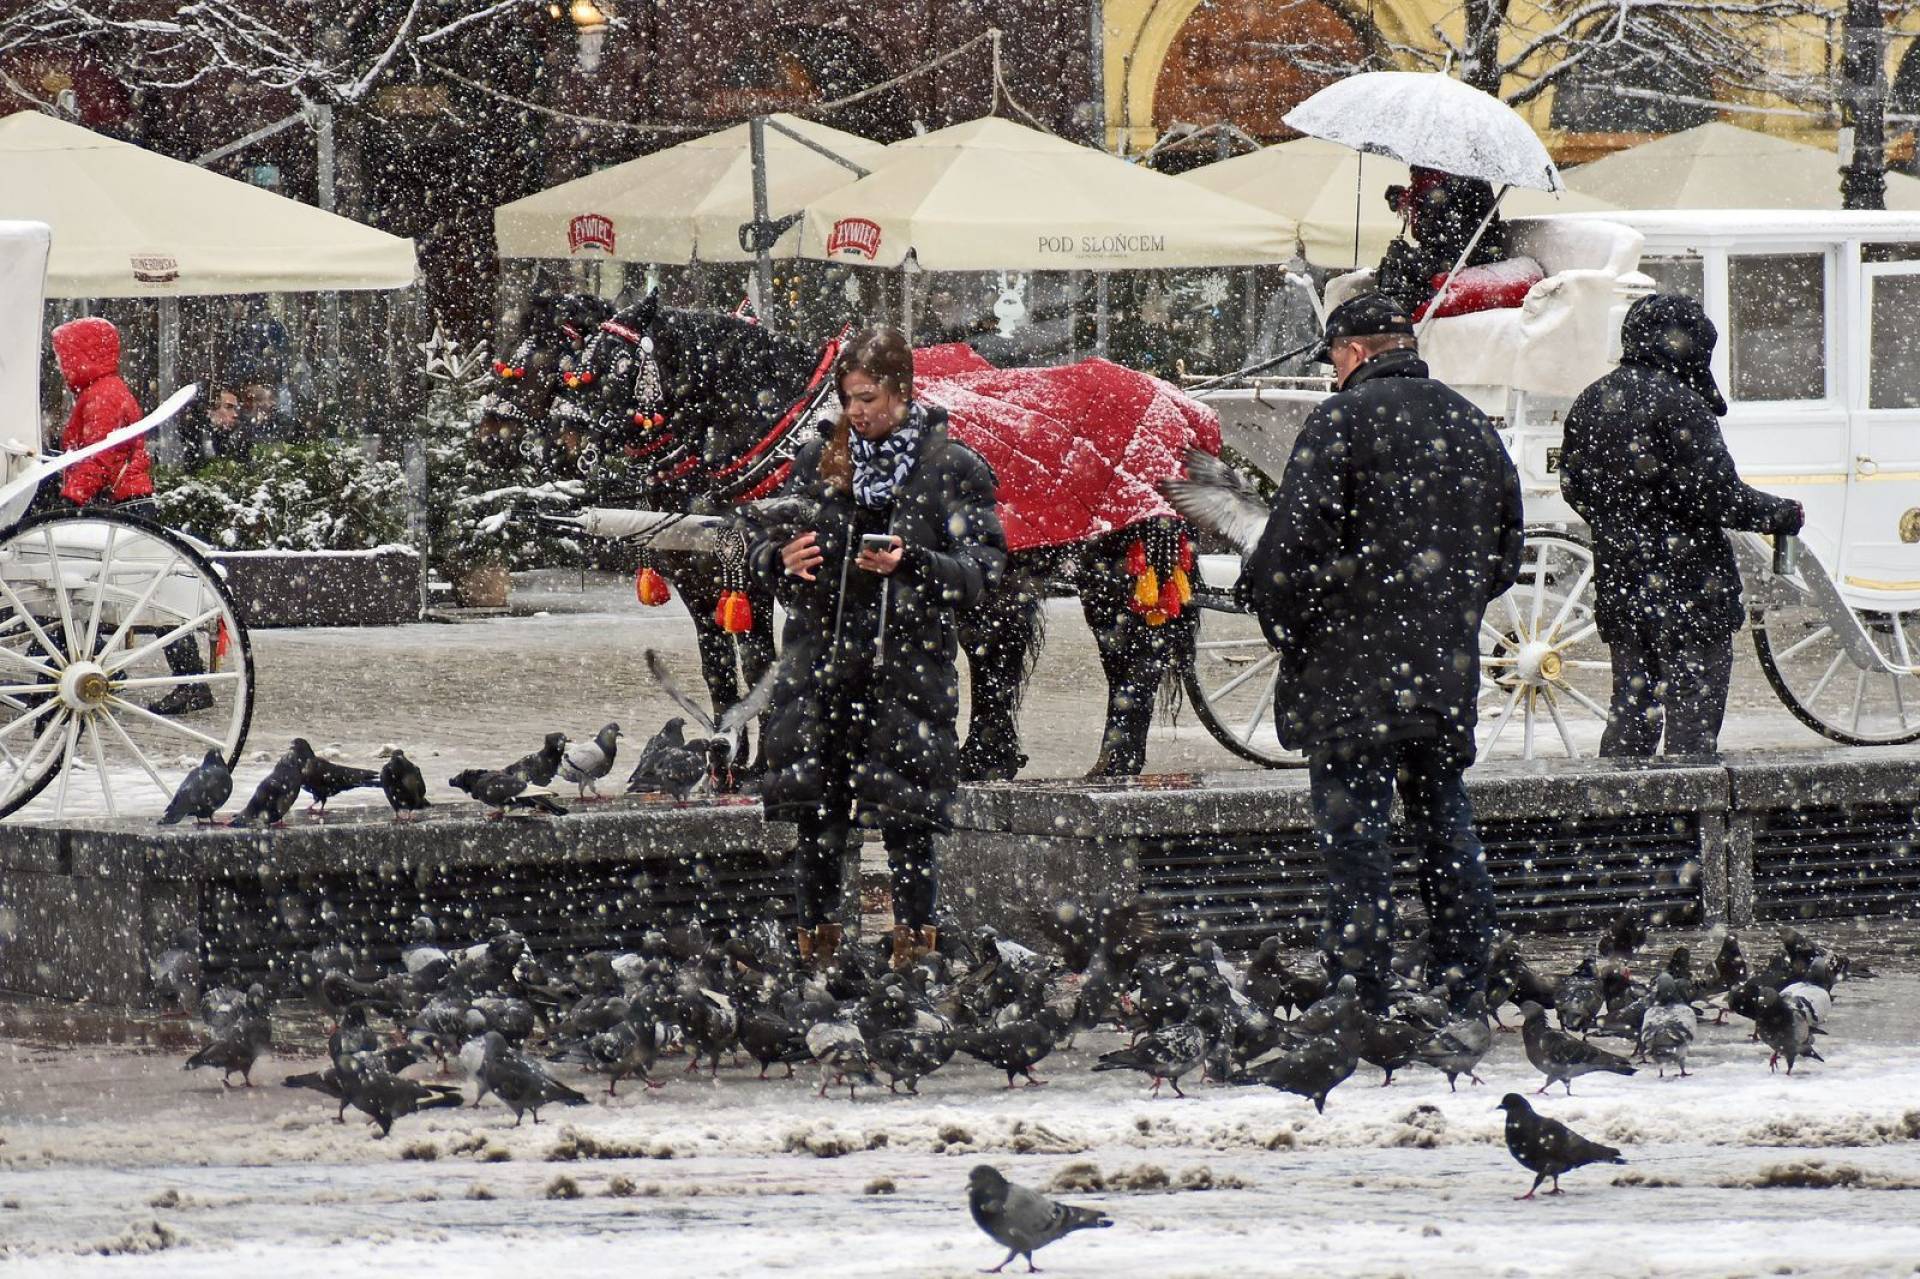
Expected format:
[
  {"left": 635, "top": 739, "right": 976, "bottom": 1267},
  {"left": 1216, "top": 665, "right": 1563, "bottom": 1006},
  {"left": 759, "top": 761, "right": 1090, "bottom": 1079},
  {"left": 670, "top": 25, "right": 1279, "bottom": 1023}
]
[{"left": 1325, "top": 216, "right": 1646, "bottom": 402}]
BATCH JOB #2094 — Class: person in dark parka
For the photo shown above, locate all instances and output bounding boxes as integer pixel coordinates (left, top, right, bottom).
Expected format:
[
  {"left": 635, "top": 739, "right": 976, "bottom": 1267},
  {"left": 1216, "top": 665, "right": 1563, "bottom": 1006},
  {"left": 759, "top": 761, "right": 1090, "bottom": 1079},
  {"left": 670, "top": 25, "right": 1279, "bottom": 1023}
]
[
  {"left": 752, "top": 326, "right": 1007, "bottom": 971},
  {"left": 1560, "top": 293, "right": 1802, "bottom": 756},
  {"left": 1242, "top": 293, "right": 1525, "bottom": 1009}
]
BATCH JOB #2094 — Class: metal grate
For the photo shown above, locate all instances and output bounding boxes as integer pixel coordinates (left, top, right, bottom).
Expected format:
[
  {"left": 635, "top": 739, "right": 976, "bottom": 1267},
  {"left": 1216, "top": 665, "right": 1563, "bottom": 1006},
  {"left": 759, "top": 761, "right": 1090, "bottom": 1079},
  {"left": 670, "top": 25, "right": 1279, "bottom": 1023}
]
[
  {"left": 199, "top": 852, "right": 796, "bottom": 991},
  {"left": 1141, "top": 813, "right": 1703, "bottom": 952},
  {"left": 1752, "top": 803, "right": 1920, "bottom": 921}
]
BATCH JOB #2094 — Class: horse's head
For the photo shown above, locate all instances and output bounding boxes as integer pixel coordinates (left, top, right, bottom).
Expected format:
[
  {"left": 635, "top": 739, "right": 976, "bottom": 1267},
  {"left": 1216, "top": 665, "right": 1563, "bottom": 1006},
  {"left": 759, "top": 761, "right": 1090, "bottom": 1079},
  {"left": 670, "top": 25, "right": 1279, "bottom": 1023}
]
[{"left": 477, "top": 291, "right": 612, "bottom": 460}]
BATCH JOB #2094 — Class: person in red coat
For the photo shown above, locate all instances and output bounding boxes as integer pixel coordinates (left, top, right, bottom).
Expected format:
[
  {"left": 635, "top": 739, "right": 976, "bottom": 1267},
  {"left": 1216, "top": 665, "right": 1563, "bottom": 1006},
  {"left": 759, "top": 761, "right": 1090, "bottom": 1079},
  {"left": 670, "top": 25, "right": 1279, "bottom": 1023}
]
[
  {"left": 51, "top": 317, "right": 154, "bottom": 506},
  {"left": 50, "top": 316, "right": 212, "bottom": 714}
]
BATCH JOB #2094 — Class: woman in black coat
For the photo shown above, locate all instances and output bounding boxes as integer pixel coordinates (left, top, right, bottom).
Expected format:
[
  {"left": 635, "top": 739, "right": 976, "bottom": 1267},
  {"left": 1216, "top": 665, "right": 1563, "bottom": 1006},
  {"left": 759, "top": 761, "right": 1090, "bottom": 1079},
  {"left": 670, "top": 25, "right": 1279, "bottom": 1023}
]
[{"left": 751, "top": 326, "right": 1007, "bottom": 970}]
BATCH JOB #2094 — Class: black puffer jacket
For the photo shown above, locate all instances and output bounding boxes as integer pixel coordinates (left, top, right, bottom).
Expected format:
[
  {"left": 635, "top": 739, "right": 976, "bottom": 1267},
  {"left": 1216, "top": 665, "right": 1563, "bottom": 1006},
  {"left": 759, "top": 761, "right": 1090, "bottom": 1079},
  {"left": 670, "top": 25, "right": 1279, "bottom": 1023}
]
[
  {"left": 1560, "top": 294, "right": 1801, "bottom": 645},
  {"left": 1242, "top": 349, "right": 1525, "bottom": 759},
  {"left": 752, "top": 406, "right": 1006, "bottom": 830}
]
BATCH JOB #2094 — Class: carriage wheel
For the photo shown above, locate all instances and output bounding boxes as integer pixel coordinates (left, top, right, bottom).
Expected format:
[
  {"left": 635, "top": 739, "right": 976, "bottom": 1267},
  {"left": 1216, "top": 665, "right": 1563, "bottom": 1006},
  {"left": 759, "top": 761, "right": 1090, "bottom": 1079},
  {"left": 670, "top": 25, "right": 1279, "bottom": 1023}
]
[
  {"left": 1182, "top": 591, "right": 1304, "bottom": 769},
  {"left": 1476, "top": 529, "right": 1613, "bottom": 760},
  {"left": 0, "top": 510, "right": 254, "bottom": 821},
  {"left": 1753, "top": 601, "right": 1920, "bottom": 746}
]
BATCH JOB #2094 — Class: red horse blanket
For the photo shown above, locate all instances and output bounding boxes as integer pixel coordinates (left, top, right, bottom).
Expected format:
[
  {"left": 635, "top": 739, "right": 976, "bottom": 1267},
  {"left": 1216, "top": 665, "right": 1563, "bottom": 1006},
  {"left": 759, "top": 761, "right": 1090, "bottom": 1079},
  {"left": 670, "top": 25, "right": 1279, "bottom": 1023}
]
[{"left": 910, "top": 343, "right": 1222, "bottom": 553}]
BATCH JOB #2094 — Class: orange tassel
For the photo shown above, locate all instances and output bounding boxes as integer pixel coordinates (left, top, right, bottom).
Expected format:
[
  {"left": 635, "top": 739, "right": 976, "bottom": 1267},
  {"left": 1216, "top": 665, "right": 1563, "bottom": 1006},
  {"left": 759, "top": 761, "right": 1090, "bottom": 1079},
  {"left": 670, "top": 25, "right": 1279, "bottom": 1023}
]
[
  {"left": 636, "top": 566, "right": 671, "bottom": 607},
  {"left": 1170, "top": 565, "right": 1192, "bottom": 606},
  {"left": 1132, "top": 566, "right": 1159, "bottom": 612},
  {"left": 715, "top": 590, "right": 753, "bottom": 634}
]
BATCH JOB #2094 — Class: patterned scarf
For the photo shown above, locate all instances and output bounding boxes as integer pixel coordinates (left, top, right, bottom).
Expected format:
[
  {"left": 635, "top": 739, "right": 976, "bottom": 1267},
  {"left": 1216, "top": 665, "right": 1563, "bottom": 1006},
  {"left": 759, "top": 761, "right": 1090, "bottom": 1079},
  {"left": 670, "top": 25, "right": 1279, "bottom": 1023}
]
[{"left": 849, "top": 401, "right": 926, "bottom": 510}]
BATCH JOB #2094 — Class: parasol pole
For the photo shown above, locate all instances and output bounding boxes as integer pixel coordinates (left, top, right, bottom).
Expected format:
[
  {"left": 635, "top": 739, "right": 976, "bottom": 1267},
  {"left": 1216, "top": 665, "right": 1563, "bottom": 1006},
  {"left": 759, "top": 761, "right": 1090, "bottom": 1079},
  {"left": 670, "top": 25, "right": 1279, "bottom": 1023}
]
[
  {"left": 749, "top": 115, "right": 776, "bottom": 327},
  {"left": 1095, "top": 273, "right": 1111, "bottom": 357},
  {"left": 1414, "top": 183, "right": 1508, "bottom": 338}
]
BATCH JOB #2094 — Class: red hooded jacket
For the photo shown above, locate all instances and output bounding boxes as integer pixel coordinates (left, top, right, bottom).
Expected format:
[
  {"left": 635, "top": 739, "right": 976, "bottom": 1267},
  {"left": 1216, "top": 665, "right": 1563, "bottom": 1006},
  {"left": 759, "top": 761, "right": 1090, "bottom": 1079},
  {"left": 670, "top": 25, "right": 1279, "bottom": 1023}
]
[{"left": 52, "top": 317, "right": 153, "bottom": 505}]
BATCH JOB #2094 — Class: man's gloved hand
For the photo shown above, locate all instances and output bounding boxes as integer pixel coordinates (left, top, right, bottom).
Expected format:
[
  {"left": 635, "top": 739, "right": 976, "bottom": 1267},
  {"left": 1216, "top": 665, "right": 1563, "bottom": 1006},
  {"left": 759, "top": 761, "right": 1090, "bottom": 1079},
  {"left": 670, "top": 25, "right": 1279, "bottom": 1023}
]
[{"left": 1772, "top": 501, "right": 1805, "bottom": 537}]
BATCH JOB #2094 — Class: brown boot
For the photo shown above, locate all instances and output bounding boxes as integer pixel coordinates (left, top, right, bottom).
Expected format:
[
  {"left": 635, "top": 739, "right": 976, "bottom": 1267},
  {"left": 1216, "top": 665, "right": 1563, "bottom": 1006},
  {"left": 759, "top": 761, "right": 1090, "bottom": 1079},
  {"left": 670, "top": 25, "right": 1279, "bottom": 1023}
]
[
  {"left": 890, "top": 924, "right": 918, "bottom": 970},
  {"left": 796, "top": 927, "right": 815, "bottom": 967},
  {"left": 814, "top": 923, "right": 843, "bottom": 968},
  {"left": 915, "top": 926, "right": 938, "bottom": 961}
]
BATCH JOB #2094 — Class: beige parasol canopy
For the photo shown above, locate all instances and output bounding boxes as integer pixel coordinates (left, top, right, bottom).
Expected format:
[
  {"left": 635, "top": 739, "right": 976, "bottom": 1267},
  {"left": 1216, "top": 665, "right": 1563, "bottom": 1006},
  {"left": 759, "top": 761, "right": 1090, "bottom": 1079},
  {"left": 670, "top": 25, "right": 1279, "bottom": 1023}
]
[
  {"left": 798, "top": 116, "right": 1297, "bottom": 270},
  {"left": 0, "top": 111, "right": 415, "bottom": 298},
  {"left": 1182, "top": 137, "right": 1617, "bottom": 269},
  {"left": 1562, "top": 121, "right": 1920, "bottom": 211},
  {"left": 494, "top": 114, "right": 883, "bottom": 264}
]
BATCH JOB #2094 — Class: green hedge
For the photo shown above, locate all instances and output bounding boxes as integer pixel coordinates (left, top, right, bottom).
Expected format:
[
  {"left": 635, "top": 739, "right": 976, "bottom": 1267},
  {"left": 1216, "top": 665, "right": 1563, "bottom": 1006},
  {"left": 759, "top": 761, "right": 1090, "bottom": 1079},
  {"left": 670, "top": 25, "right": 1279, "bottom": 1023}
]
[{"left": 152, "top": 441, "right": 410, "bottom": 552}]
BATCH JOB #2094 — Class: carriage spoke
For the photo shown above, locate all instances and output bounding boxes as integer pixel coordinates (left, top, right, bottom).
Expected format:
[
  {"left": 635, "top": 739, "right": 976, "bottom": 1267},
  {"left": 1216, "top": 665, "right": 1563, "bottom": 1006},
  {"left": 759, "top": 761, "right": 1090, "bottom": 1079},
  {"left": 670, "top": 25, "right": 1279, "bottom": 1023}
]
[
  {"left": 0, "top": 576, "right": 69, "bottom": 666},
  {"left": 1541, "top": 685, "right": 1578, "bottom": 757},
  {"left": 1501, "top": 589, "right": 1527, "bottom": 638},
  {"left": 1892, "top": 670, "right": 1912, "bottom": 732},
  {"left": 96, "top": 551, "right": 185, "bottom": 662},
  {"left": 1557, "top": 680, "right": 1611, "bottom": 721},
  {"left": 1550, "top": 621, "right": 1599, "bottom": 650},
  {"left": 1772, "top": 624, "right": 1835, "bottom": 666},
  {"left": 1805, "top": 650, "right": 1848, "bottom": 709},
  {"left": 103, "top": 606, "right": 222, "bottom": 676},
  {"left": 39, "top": 528, "right": 82, "bottom": 664},
  {"left": 1850, "top": 670, "right": 1870, "bottom": 735},
  {"left": 80, "top": 524, "right": 119, "bottom": 661},
  {"left": 1543, "top": 564, "right": 1594, "bottom": 641},
  {"left": 85, "top": 713, "right": 118, "bottom": 818},
  {"left": 1482, "top": 682, "right": 1525, "bottom": 751},
  {"left": 7, "top": 706, "right": 70, "bottom": 800},
  {"left": 98, "top": 705, "right": 180, "bottom": 802},
  {"left": 48, "top": 711, "right": 82, "bottom": 817},
  {"left": 1205, "top": 650, "right": 1280, "bottom": 703},
  {"left": 0, "top": 695, "right": 62, "bottom": 742},
  {"left": 112, "top": 672, "right": 241, "bottom": 690},
  {"left": 1521, "top": 688, "right": 1537, "bottom": 758},
  {"left": 1239, "top": 669, "right": 1276, "bottom": 742},
  {"left": 0, "top": 643, "right": 57, "bottom": 681},
  {"left": 1528, "top": 542, "right": 1549, "bottom": 632},
  {"left": 0, "top": 682, "right": 56, "bottom": 697},
  {"left": 103, "top": 696, "right": 229, "bottom": 751},
  {"left": 1196, "top": 638, "right": 1271, "bottom": 652}
]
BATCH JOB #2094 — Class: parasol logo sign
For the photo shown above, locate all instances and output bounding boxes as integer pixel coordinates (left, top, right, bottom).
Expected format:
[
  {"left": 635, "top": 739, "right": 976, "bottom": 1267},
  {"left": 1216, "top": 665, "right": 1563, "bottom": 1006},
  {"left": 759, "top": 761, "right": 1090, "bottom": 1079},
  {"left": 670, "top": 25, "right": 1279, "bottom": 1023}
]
[
  {"left": 827, "top": 217, "right": 883, "bottom": 259},
  {"left": 568, "top": 213, "right": 616, "bottom": 255},
  {"left": 129, "top": 254, "right": 179, "bottom": 284},
  {"left": 1038, "top": 233, "right": 1166, "bottom": 258}
]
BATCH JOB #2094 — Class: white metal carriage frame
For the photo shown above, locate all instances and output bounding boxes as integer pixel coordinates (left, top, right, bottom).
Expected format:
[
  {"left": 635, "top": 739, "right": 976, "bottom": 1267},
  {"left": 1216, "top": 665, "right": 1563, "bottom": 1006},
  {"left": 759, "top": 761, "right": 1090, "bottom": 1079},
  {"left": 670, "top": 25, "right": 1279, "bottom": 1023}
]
[
  {"left": 1181, "top": 210, "right": 1920, "bottom": 766},
  {"left": 0, "top": 222, "right": 254, "bottom": 821}
]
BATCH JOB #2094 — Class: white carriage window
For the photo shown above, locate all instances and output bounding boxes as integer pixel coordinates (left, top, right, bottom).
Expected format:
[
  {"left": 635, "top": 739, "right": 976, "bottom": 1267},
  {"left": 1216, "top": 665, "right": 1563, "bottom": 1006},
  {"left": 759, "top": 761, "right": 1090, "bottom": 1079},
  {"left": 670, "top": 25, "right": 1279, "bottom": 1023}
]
[
  {"left": 1638, "top": 256, "right": 1704, "bottom": 301},
  {"left": 1727, "top": 253, "right": 1827, "bottom": 402},
  {"left": 1869, "top": 273, "right": 1920, "bottom": 409}
]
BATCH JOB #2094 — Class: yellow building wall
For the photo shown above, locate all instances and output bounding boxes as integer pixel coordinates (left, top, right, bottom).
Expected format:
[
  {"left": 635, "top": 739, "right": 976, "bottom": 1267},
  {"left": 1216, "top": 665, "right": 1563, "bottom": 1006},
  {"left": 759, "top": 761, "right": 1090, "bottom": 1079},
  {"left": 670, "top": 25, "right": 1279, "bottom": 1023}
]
[{"left": 1101, "top": 0, "right": 1920, "bottom": 161}]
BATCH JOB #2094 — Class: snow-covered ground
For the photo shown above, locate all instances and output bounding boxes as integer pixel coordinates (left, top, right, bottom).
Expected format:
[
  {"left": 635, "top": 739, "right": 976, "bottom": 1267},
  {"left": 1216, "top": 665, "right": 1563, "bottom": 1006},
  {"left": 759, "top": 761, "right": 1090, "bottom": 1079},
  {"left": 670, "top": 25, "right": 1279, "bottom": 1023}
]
[{"left": 5, "top": 960, "right": 1918, "bottom": 1277}]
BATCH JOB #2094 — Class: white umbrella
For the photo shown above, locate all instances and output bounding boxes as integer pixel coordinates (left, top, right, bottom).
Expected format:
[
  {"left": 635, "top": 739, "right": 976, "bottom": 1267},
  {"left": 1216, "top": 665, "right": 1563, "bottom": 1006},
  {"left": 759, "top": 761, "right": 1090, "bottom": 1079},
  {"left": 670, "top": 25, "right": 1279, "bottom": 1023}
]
[
  {"left": 1183, "top": 137, "right": 1613, "bottom": 269},
  {"left": 1282, "top": 72, "right": 1561, "bottom": 194}
]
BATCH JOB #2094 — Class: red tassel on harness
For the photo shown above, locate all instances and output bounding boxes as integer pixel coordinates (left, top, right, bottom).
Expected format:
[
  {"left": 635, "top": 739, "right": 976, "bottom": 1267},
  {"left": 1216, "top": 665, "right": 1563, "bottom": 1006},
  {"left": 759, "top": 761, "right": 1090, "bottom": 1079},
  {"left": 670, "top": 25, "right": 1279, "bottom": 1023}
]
[
  {"left": 636, "top": 566, "right": 671, "bottom": 607},
  {"left": 714, "top": 590, "right": 753, "bottom": 634}
]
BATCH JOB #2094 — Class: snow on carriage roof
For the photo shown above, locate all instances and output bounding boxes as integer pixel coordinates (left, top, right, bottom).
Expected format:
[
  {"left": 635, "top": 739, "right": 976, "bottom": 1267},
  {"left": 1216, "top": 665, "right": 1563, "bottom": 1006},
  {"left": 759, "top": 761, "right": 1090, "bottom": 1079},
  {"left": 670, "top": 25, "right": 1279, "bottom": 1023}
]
[{"left": 1534, "top": 207, "right": 1920, "bottom": 244}]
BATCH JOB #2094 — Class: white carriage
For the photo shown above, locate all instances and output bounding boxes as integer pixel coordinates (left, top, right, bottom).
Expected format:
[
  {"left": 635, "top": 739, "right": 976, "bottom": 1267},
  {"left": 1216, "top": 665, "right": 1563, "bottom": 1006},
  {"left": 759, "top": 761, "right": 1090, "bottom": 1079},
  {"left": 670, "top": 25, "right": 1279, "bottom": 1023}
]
[
  {"left": 0, "top": 222, "right": 253, "bottom": 820},
  {"left": 1185, "top": 209, "right": 1920, "bottom": 764}
]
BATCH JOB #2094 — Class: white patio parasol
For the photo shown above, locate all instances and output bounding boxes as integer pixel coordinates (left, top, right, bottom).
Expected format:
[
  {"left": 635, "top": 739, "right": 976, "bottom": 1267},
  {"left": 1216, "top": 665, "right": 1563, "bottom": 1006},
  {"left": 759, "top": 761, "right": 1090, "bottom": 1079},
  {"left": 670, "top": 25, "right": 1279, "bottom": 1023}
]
[{"left": 1282, "top": 72, "right": 1562, "bottom": 194}]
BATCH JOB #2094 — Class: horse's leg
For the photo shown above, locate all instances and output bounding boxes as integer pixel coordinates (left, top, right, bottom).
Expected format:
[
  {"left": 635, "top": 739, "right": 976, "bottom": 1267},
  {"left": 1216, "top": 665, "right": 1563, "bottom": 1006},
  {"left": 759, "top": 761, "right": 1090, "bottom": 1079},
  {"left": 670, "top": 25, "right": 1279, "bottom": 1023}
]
[
  {"left": 662, "top": 550, "right": 744, "bottom": 715},
  {"left": 1078, "top": 551, "right": 1147, "bottom": 777},
  {"left": 957, "top": 578, "right": 1035, "bottom": 781}
]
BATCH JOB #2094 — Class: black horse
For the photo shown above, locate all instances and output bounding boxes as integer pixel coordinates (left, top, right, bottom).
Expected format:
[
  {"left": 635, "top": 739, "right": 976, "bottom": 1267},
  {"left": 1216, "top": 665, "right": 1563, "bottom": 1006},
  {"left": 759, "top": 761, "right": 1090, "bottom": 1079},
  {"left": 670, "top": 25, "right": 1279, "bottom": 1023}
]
[{"left": 534, "top": 293, "right": 1197, "bottom": 778}]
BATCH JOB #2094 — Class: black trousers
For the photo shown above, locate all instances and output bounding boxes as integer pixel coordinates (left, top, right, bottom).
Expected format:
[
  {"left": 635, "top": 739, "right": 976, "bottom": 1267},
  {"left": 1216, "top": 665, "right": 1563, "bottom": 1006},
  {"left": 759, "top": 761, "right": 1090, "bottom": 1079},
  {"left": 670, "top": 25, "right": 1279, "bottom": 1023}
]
[{"left": 1600, "top": 622, "right": 1734, "bottom": 757}]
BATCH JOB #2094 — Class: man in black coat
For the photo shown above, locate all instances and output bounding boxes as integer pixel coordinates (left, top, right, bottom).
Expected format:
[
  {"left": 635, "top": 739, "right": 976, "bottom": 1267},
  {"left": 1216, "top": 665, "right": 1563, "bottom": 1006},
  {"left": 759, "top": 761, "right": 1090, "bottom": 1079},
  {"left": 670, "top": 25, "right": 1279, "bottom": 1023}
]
[
  {"left": 1560, "top": 294, "right": 1802, "bottom": 756},
  {"left": 1243, "top": 294, "right": 1525, "bottom": 1009}
]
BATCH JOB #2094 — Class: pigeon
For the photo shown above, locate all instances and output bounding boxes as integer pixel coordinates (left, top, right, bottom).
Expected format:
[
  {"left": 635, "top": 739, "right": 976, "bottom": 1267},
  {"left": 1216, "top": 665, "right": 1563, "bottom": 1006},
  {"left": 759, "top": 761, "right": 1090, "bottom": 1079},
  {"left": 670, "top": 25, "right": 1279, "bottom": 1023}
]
[
  {"left": 559, "top": 722, "right": 621, "bottom": 799},
  {"left": 473, "top": 1030, "right": 589, "bottom": 1125},
  {"left": 1353, "top": 1009, "right": 1428, "bottom": 1086},
  {"left": 1639, "top": 974, "right": 1696, "bottom": 1079},
  {"left": 1498, "top": 1093, "right": 1626, "bottom": 1199},
  {"left": 1598, "top": 904, "right": 1649, "bottom": 963},
  {"left": 295, "top": 738, "right": 380, "bottom": 814},
  {"left": 1414, "top": 992, "right": 1493, "bottom": 1091},
  {"left": 449, "top": 768, "right": 568, "bottom": 818},
  {"left": 625, "top": 718, "right": 687, "bottom": 789},
  {"left": 740, "top": 1008, "right": 812, "bottom": 1080},
  {"left": 1243, "top": 937, "right": 1325, "bottom": 1016},
  {"left": 1779, "top": 978, "right": 1834, "bottom": 1029},
  {"left": 1520, "top": 1001, "right": 1636, "bottom": 1094},
  {"left": 805, "top": 1019, "right": 878, "bottom": 1100},
  {"left": 1158, "top": 447, "right": 1270, "bottom": 553},
  {"left": 231, "top": 747, "right": 304, "bottom": 827},
  {"left": 1551, "top": 957, "right": 1604, "bottom": 1036},
  {"left": 159, "top": 749, "right": 231, "bottom": 826},
  {"left": 1228, "top": 1025, "right": 1359, "bottom": 1113},
  {"left": 1753, "top": 986, "right": 1825, "bottom": 1074},
  {"left": 148, "top": 932, "right": 204, "bottom": 1015},
  {"left": 625, "top": 730, "right": 712, "bottom": 800},
  {"left": 679, "top": 988, "right": 740, "bottom": 1075},
  {"left": 869, "top": 1025, "right": 956, "bottom": 1096},
  {"left": 380, "top": 750, "right": 431, "bottom": 822},
  {"left": 1092, "top": 1019, "right": 1211, "bottom": 1098},
  {"left": 642, "top": 647, "right": 781, "bottom": 789},
  {"left": 506, "top": 732, "right": 570, "bottom": 786},
  {"left": 550, "top": 1002, "right": 663, "bottom": 1096},
  {"left": 951, "top": 1012, "right": 1063, "bottom": 1089},
  {"left": 967, "top": 1165, "right": 1112, "bottom": 1275},
  {"left": 183, "top": 983, "right": 272, "bottom": 1086},
  {"left": 336, "top": 1050, "right": 466, "bottom": 1138}
]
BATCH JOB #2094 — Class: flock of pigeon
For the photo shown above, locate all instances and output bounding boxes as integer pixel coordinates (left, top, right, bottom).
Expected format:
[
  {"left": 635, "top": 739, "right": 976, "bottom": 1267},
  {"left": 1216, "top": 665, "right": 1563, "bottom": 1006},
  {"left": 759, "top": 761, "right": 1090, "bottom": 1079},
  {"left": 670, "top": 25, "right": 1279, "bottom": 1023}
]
[
  {"left": 157, "top": 649, "right": 772, "bottom": 827},
  {"left": 163, "top": 893, "right": 1865, "bottom": 1265}
]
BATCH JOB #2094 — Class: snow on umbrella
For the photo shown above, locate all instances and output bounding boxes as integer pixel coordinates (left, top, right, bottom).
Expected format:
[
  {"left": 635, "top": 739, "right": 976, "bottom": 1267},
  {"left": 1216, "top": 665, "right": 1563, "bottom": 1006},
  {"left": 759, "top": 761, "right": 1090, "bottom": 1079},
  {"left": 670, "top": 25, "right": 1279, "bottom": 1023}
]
[{"left": 1281, "top": 72, "right": 1562, "bottom": 194}]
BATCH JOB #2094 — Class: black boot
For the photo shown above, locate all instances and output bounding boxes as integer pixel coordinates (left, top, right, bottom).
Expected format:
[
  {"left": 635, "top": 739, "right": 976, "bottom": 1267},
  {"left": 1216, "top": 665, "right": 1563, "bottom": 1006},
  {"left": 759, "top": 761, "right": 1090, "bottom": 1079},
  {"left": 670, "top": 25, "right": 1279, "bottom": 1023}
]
[{"left": 149, "top": 684, "right": 214, "bottom": 715}]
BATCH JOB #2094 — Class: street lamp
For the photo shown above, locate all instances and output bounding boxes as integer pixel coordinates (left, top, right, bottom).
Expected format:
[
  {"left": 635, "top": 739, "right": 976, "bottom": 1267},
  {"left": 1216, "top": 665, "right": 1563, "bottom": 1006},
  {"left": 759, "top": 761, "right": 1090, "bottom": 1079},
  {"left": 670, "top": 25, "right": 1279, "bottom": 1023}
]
[{"left": 557, "top": 0, "right": 609, "bottom": 74}]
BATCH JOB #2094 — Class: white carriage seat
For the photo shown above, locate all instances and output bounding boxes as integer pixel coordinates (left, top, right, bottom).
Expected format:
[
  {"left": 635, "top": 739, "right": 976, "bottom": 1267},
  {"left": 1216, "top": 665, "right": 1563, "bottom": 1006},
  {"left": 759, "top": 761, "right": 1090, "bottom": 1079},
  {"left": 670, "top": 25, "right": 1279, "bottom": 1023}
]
[{"left": 1321, "top": 216, "right": 1645, "bottom": 401}]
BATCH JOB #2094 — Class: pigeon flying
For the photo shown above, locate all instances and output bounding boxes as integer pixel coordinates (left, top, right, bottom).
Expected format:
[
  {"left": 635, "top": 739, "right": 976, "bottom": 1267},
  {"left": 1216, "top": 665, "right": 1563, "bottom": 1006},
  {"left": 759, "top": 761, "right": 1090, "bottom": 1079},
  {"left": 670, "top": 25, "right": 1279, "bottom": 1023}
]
[
  {"left": 968, "top": 1164, "right": 1112, "bottom": 1274},
  {"left": 1498, "top": 1093, "right": 1626, "bottom": 1199},
  {"left": 159, "top": 749, "right": 232, "bottom": 826}
]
